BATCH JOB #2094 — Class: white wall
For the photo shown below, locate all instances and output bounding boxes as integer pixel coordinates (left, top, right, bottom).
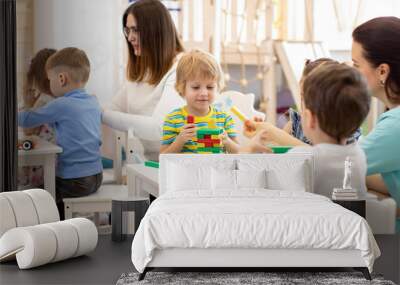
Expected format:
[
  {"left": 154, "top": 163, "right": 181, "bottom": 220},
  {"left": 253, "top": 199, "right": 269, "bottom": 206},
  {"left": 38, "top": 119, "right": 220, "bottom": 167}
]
[
  {"left": 33, "top": 0, "right": 126, "bottom": 105},
  {"left": 16, "top": 0, "right": 34, "bottom": 104}
]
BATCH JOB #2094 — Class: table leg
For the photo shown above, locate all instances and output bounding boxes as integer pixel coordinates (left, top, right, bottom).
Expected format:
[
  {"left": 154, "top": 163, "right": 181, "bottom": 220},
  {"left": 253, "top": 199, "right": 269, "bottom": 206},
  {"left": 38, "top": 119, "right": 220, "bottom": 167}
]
[
  {"left": 128, "top": 200, "right": 149, "bottom": 234},
  {"left": 44, "top": 154, "right": 56, "bottom": 199},
  {"left": 112, "top": 200, "right": 124, "bottom": 242}
]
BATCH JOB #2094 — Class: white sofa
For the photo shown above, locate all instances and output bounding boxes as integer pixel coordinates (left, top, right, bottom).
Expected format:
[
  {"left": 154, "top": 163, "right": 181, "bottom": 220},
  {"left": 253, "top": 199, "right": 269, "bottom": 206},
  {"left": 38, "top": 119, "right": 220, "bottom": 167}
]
[{"left": 0, "top": 189, "right": 98, "bottom": 269}]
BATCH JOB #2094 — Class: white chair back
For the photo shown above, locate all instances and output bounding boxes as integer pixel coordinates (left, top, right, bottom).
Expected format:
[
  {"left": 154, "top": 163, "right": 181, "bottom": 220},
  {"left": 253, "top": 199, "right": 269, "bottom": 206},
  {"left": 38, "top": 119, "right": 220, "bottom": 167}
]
[{"left": 215, "top": 91, "right": 265, "bottom": 144}]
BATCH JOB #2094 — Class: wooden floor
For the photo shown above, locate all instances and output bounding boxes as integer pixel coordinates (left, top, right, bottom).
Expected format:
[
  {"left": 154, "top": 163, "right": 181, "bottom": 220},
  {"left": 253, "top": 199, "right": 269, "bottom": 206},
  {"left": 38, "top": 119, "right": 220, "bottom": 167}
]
[{"left": 0, "top": 235, "right": 398, "bottom": 285}]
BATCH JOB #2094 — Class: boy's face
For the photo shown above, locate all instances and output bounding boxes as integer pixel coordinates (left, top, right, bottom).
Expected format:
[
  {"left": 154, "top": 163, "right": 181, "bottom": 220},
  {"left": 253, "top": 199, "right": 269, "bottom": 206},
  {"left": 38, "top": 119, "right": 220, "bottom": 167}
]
[
  {"left": 183, "top": 77, "right": 217, "bottom": 115},
  {"left": 47, "top": 69, "right": 65, "bottom": 97}
]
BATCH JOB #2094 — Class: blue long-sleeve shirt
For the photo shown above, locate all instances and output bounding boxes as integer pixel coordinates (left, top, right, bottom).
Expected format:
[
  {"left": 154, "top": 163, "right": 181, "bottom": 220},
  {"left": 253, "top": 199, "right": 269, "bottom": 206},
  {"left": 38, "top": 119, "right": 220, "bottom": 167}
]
[{"left": 19, "top": 89, "right": 103, "bottom": 179}]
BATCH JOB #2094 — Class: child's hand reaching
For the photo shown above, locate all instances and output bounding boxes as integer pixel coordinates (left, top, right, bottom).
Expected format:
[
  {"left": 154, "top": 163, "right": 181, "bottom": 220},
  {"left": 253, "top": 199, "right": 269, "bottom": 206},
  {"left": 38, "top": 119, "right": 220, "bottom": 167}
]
[
  {"left": 239, "top": 129, "right": 272, "bottom": 153},
  {"left": 243, "top": 118, "right": 273, "bottom": 138},
  {"left": 176, "top": 124, "right": 197, "bottom": 144},
  {"left": 219, "top": 130, "right": 228, "bottom": 144}
]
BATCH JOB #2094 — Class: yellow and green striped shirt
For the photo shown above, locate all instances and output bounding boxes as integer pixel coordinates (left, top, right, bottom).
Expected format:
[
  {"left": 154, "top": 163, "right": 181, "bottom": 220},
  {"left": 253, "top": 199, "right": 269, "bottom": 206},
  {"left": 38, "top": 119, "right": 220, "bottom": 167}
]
[{"left": 162, "top": 106, "right": 237, "bottom": 153}]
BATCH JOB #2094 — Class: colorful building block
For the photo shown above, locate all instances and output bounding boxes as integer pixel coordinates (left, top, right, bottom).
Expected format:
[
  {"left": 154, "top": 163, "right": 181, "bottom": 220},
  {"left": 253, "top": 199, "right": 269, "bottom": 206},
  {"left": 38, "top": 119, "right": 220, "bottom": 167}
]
[
  {"left": 269, "top": 146, "right": 292, "bottom": 154},
  {"left": 197, "top": 128, "right": 223, "bottom": 136},
  {"left": 230, "top": 106, "right": 249, "bottom": 122},
  {"left": 187, "top": 115, "right": 194, "bottom": 124},
  {"left": 144, "top": 160, "right": 159, "bottom": 168},
  {"left": 197, "top": 147, "right": 224, "bottom": 153},
  {"left": 197, "top": 139, "right": 221, "bottom": 144}
]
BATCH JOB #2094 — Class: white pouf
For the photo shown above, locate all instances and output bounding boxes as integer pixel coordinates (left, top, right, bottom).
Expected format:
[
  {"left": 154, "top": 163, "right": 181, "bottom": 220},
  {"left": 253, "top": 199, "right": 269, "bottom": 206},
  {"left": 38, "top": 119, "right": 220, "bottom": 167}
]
[{"left": 0, "top": 189, "right": 98, "bottom": 269}]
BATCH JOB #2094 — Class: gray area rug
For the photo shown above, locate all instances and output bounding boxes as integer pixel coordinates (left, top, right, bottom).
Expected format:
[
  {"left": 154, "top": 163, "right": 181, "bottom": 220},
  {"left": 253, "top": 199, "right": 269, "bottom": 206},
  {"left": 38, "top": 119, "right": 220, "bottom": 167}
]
[{"left": 116, "top": 271, "right": 395, "bottom": 285}]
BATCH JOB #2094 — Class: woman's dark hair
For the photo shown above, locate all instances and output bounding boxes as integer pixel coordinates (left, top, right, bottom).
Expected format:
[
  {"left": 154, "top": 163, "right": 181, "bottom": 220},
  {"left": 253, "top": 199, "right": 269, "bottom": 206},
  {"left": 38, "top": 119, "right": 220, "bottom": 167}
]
[
  {"left": 27, "top": 48, "right": 57, "bottom": 94},
  {"left": 123, "top": 0, "right": 184, "bottom": 85},
  {"left": 303, "top": 63, "right": 370, "bottom": 142},
  {"left": 352, "top": 16, "right": 400, "bottom": 104},
  {"left": 24, "top": 48, "right": 57, "bottom": 107}
]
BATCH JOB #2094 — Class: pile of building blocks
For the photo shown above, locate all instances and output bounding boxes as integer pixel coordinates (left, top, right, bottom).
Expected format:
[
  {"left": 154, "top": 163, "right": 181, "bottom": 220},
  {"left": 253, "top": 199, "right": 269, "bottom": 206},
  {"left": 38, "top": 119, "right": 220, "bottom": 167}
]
[
  {"left": 187, "top": 115, "right": 224, "bottom": 154},
  {"left": 196, "top": 128, "right": 224, "bottom": 153}
]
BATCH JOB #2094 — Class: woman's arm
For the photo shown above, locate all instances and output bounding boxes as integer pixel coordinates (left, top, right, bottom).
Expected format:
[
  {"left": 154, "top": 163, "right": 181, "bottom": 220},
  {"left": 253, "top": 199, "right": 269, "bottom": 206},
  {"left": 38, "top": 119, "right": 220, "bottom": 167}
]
[
  {"left": 222, "top": 136, "right": 240, "bottom": 154},
  {"left": 244, "top": 120, "right": 307, "bottom": 146},
  {"left": 282, "top": 120, "right": 292, "bottom": 134},
  {"left": 367, "top": 174, "right": 390, "bottom": 195},
  {"left": 238, "top": 129, "right": 273, "bottom": 153},
  {"left": 103, "top": 66, "right": 184, "bottom": 141},
  {"left": 102, "top": 110, "right": 162, "bottom": 140}
]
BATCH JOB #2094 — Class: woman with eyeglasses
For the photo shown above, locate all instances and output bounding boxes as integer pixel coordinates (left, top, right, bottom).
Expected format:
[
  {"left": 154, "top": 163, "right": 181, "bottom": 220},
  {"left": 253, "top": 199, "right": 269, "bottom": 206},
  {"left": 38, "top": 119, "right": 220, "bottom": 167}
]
[
  {"left": 102, "top": 0, "right": 184, "bottom": 161},
  {"left": 352, "top": 17, "right": 400, "bottom": 232}
]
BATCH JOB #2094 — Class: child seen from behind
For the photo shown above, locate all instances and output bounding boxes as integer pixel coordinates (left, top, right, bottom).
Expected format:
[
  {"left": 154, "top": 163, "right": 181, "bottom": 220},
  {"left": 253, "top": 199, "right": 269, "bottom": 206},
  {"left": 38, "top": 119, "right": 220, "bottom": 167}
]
[
  {"left": 251, "top": 63, "right": 370, "bottom": 197},
  {"left": 283, "top": 58, "right": 362, "bottom": 145}
]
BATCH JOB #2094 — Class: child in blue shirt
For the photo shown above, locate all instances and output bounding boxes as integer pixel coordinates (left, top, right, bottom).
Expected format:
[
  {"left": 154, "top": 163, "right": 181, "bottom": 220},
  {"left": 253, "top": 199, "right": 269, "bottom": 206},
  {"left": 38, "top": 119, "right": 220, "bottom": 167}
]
[{"left": 18, "top": 47, "right": 103, "bottom": 219}]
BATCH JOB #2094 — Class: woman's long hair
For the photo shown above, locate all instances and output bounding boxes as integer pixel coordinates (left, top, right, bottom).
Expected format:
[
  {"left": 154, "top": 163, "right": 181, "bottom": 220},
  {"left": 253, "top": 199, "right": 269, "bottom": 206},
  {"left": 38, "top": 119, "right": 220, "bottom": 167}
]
[
  {"left": 123, "top": 0, "right": 184, "bottom": 85},
  {"left": 24, "top": 48, "right": 57, "bottom": 108}
]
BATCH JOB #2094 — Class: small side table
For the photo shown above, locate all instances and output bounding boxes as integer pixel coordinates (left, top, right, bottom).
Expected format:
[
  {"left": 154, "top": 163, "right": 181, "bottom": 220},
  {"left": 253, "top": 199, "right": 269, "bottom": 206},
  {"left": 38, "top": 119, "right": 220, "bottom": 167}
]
[
  {"left": 332, "top": 199, "right": 366, "bottom": 218},
  {"left": 112, "top": 197, "right": 150, "bottom": 242}
]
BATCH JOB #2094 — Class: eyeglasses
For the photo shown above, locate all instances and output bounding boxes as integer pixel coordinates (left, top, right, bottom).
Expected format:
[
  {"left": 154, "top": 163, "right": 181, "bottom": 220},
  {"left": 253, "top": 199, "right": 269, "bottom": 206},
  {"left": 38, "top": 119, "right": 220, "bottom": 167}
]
[{"left": 123, "top": 26, "right": 138, "bottom": 38}]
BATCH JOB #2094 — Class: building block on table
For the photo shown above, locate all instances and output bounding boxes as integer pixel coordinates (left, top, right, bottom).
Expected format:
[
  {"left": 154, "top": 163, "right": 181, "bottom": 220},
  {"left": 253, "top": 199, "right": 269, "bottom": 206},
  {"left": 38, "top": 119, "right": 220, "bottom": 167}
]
[
  {"left": 269, "top": 146, "right": 292, "bottom": 154},
  {"left": 144, "top": 160, "right": 159, "bottom": 168}
]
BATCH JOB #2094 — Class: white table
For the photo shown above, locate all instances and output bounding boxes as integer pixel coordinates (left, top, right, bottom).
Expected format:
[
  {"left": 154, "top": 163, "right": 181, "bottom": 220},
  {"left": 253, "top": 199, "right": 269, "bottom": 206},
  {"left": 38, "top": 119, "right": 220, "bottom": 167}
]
[
  {"left": 18, "top": 138, "right": 62, "bottom": 199},
  {"left": 126, "top": 164, "right": 159, "bottom": 198}
]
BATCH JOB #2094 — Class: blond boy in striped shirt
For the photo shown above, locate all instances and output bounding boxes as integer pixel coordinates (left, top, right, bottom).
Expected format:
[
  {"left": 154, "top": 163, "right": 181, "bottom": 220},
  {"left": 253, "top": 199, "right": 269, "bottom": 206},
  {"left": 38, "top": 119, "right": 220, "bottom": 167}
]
[{"left": 160, "top": 50, "right": 239, "bottom": 154}]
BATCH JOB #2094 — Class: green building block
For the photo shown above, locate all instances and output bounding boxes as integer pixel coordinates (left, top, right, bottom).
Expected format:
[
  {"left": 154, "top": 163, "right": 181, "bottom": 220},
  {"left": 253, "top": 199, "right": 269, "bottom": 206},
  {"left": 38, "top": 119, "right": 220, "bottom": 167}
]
[
  {"left": 144, "top": 160, "right": 159, "bottom": 168},
  {"left": 197, "top": 128, "right": 223, "bottom": 135},
  {"left": 269, "top": 146, "right": 292, "bottom": 154},
  {"left": 197, "top": 147, "right": 224, "bottom": 153}
]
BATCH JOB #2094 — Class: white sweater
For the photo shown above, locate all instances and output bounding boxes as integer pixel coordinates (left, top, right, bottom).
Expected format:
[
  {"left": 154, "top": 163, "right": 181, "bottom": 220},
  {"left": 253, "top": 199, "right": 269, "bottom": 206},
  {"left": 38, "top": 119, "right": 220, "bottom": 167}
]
[
  {"left": 102, "top": 59, "right": 184, "bottom": 158},
  {"left": 289, "top": 143, "right": 367, "bottom": 198}
]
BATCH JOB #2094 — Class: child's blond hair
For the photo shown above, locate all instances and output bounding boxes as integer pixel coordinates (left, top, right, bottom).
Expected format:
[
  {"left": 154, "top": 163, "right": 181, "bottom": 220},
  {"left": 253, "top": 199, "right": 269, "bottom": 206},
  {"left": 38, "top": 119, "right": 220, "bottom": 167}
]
[
  {"left": 175, "top": 49, "right": 224, "bottom": 96},
  {"left": 46, "top": 47, "right": 90, "bottom": 84}
]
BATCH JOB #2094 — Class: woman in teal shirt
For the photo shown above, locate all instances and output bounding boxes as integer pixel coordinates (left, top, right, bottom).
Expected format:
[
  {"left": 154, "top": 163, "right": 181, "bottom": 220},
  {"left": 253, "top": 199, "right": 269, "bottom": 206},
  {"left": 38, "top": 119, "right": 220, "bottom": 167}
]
[{"left": 352, "top": 17, "right": 400, "bottom": 231}]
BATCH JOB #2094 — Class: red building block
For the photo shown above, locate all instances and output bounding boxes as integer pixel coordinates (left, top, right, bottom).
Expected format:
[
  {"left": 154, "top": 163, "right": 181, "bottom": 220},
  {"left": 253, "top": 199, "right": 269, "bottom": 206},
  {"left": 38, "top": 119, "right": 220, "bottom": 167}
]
[{"left": 187, "top": 115, "right": 194, "bottom": 124}]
